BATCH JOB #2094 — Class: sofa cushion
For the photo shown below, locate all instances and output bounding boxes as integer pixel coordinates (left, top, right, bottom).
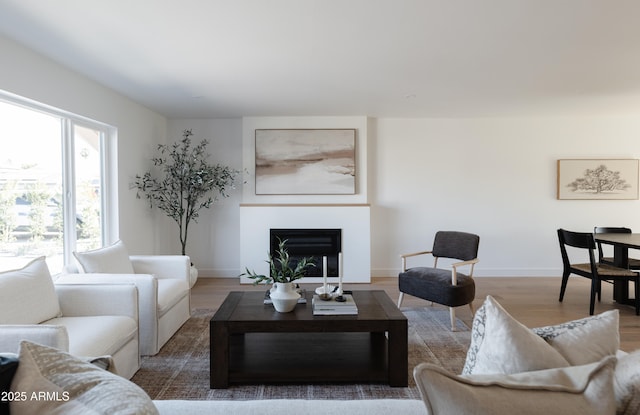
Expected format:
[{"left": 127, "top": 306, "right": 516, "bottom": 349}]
[
  {"left": 614, "top": 350, "right": 640, "bottom": 415},
  {"left": 10, "top": 340, "right": 158, "bottom": 415},
  {"left": 0, "top": 256, "right": 61, "bottom": 324},
  {"left": 44, "top": 315, "right": 137, "bottom": 360},
  {"left": 73, "top": 240, "right": 134, "bottom": 274},
  {"left": 532, "top": 309, "right": 619, "bottom": 366},
  {"left": 157, "top": 279, "right": 189, "bottom": 317},
  {"left": 463, "top": 295, "right": 620, "bottom": 375},
  {"left": 462, "top": 295, "right": 569, "bottom": 375},
  {"left": 415, "top": 356, "right": 617, "bottom": 415}
]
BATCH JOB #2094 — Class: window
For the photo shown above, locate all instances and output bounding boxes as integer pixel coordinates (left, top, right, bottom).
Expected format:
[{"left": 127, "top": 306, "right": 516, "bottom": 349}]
[{"left": 0, "top": 92, "right": 116, "bottom": 274}]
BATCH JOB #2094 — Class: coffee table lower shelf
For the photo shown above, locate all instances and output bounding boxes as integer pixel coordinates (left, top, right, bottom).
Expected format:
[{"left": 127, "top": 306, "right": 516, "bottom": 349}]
[{"left": 226, "top": 332, "right": 389, "bottom": 385}]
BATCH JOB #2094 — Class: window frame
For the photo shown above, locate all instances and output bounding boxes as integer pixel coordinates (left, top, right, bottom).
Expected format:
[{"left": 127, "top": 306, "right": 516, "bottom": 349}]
[{"left": 0, "top": 90, "right": 118, "bottom": 269}]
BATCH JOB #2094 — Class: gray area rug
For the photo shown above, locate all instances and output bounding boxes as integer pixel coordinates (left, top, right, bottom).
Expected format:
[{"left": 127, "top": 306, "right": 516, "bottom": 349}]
[{"left": 131, "top": 307, "right": 471, "bottom": 400}]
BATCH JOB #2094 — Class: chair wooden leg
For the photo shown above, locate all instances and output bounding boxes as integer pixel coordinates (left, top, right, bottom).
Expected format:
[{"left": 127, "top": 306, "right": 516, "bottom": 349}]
[
  {"left": 449, "top": 307, "right": 456, "bottom": 332},
  {"left": 468, "top": 302, "right": 475, "bottom": 316},
  {"left": 635, "top": 277, "right": 640, "bottom": 316},
  {"left": 589, "top": 278, "right": 598, "bottom": 315},
  {"left": 559, "top": 271, "right": 571, "bottom": 302},
  {"left": 397, "top": 292, "right": 404, "bottom": 308}
]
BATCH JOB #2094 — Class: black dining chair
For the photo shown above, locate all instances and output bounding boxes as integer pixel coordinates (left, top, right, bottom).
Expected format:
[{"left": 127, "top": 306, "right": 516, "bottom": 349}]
[
  {"left": 558, "top": 228, "right": 640, "bottom": 315},
  {"left": 594, "top": 226, "right": 640, "bottom": 270}
]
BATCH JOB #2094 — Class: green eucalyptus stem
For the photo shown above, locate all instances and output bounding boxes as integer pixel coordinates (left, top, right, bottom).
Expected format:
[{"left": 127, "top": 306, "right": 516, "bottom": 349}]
[{"left": 240, "top": 238, "right": 315, "bottom": 284}]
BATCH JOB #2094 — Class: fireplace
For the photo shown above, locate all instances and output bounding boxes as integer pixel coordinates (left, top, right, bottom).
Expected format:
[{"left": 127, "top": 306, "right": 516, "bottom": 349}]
[
  {"left": 240, "top": 205, "right": 370, "bottom": 284},
  {"left": 270, "top": 228, "right": 341, "bottom": 277}
]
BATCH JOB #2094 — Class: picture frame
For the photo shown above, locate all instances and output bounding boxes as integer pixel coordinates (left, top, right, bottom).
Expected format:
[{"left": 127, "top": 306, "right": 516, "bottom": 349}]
[
  {"left": 255, "top": 129, "right": 356, "bottom": 195},
  {"left": 557, "top": 159, "right": 639, "bottom": 200}
]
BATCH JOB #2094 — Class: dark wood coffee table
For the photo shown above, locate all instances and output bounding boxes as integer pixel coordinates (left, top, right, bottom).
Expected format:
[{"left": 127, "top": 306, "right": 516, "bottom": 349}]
[{"left": 210, "top": 290, "right": 408, "bottom": 389}]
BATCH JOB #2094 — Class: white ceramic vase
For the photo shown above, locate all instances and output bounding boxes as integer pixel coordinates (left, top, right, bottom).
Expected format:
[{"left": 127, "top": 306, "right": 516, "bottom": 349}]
[
  {"left": 189, "top": 264, "right": 198, "bottom": 288},
  {"left": 270, "top": 282, "right": 300, "bottom": 313}
]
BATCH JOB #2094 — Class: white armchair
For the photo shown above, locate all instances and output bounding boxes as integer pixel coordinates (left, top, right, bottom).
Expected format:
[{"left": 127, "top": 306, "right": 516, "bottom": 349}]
[
  {"left": 0, "top": 257, "right": 140, "bottom": 379},
  {"left": 57, "top": 252, "right": 191, "bottom": 356}
]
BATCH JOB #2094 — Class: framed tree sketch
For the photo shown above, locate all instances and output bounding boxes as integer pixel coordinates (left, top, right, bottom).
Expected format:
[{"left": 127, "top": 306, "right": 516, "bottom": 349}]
[
  {"left": 255, "top": 129, "right": 356, "bottom": 195},
  {"left": 557, "top": 159, "right": 639, "bottom": 200}
]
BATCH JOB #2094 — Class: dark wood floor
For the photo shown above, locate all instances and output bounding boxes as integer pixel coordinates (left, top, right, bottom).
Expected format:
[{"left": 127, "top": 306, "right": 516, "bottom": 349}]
[{"left": 192, "top": 276, "right": 640, "bottom": 352}]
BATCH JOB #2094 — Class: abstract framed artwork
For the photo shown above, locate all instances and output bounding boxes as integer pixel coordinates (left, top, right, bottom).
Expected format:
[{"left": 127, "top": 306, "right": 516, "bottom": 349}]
[
  {"left": 255, "top": 129, "right": 356, "bottom": 195},
  {"left": 557, "top": 159, "right": 639, "bottom": 200}
]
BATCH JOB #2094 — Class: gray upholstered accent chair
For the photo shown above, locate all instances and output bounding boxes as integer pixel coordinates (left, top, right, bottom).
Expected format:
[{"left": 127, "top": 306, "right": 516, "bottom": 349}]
[{"left": 397, "top": 231, "right": 480, "bottom": 331}]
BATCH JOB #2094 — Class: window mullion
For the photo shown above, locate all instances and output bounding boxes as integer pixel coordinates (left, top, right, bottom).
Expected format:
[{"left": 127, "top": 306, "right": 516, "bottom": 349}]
[{"left": 61, "top": 119, "right": 77, "bottom": 266}]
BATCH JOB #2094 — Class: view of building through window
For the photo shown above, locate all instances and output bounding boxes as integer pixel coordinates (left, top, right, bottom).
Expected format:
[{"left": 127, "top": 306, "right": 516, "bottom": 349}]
[{"left": 0, "top": 99, "right": 105, "bottom": 274}]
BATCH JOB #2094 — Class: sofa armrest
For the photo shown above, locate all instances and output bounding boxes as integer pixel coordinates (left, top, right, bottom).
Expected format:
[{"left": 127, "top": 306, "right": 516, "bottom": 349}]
[
  {"left": 130, "top": 255, "right": 190, "bottom": 284},
  {"left": 55, "top": 274, "right": 156, "bottom": 319},
  {"left": 0, "top": 325, "right": 69, "bottom": 353},
  {"left": 55, "top": 274, "right": 157, "bottom": 355},
  {"left": 54, "top": 284, "right": 139, "bottom": 322}
]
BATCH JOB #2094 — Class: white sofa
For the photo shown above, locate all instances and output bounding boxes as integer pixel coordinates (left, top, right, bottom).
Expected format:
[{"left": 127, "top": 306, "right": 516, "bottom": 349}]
[
  {"left": 6, "top": 294, "right": 640, "bottom": 415},
  {"left": 57, "top": 250, "right": 191, "bottom": 356},
  {"left": 152, "top": 399, "right": 427, "bottom": 415},
  {"left": 0, "top": 257, "right": 140, "bottom": 379}
]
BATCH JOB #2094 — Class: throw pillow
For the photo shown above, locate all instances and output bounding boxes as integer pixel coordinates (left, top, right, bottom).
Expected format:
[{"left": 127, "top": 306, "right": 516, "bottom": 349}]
[
  {"left": 614, "top": 350, "right": 640, "bottom": 415},
  {"left": 533, "top": 309, "right": 619, "bottom": 366},
  {"left": 0, "top": 353, "right": 19, "bottom": 415},
  {"left": 10, "top": 341, "right": 158, "bottom": 415},
  {"left": 462, "top": 295, "right": 570, "bottom": 375},
  {"left": 0, "top": 256, "right": 61, "bottom": 324},
  {"left": 415, "top": 356, "right": 617, "bottom": 415},
  {"left": 73, "top": 240, "right": 134, "bottom": 274}
]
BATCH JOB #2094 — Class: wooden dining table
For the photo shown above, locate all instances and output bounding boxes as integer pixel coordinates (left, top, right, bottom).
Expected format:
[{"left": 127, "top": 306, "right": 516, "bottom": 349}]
[{"left": 593, "top": 233, "right": 640, "bottom": 305}]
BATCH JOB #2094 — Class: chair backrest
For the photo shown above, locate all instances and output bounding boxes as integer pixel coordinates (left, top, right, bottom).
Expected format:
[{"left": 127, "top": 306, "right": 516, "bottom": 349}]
[
  {"left": 593, "top": 227, "right": 632, "bottom": 261},
  {"left": 557, "top": 228, "right": 597, "bottom": 270},
  {"left": 432, "top": 231, "right": 480, "bottom": 261}
]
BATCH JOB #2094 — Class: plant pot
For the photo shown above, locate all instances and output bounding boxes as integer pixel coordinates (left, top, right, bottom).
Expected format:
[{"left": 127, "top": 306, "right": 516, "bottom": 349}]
[
  {"left": 189, "top": 264, "right": 198, "bottom": 288},
  {"left": 270, "top": 282, "right": 300, "bottom": 313}
]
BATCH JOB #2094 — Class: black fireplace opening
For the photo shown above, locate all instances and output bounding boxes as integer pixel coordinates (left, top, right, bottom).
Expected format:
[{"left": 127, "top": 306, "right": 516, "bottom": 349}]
[{"left": 270, "top": 228, "right": 341, "bottom": 277}]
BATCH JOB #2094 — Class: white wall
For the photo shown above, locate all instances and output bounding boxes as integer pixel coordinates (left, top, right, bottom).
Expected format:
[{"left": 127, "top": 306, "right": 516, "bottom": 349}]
[
  {"left": 165, "top": 116, "right": 369, "bottom": 277},
  {"left": 6, "top": 32, "right": 640, "bottom": 278},
  {"left": 169, "top": 115, "right": 640, "bottom": 278},
  {"left": 372, "top": 117, "right": 640, "bottom": 277},
  {"left": 0, "top": 34, "right": 167, "bottom": 254}
]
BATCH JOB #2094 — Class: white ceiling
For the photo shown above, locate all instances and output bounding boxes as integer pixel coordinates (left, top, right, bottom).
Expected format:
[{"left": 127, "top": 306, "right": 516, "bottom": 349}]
[{"left": 1, "top": 0, "right": 640, "bottom": 119}]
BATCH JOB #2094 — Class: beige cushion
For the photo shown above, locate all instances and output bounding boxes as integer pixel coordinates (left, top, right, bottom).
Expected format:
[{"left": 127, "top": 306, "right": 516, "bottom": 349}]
[
  {"left": 73, "top": 240, "right": 134, "bottom": 274},
  {"left": 44, "top": 315, "right": 137, "bottom": 358},
  {"left": 462, "top": 295, "right": 569, "bottom": 375},
  {"left": 463, "top": 295, "right": 620, "bottom": 375},
  {"left": 533, "top": 309, "right": 619, "bottom": 366},
  {"left": 10, "top": 340, "right": 158, "bottom": 415},
  {"left": 414, "top": 356, "right": 617, "bottom": 415},
  {"left": 614, "top": 350, "right": 640, "bottom": 415},
  {"left": 0, "top": 257, "right": 61, "bottom": 324}
]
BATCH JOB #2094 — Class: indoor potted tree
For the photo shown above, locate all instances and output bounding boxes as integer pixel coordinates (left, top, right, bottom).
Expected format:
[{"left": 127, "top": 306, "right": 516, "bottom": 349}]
[
  {"left": 134, "top": 129, "right": 239, "bottom": 283},
  {"left": 241, "top": 238, "right": 315, "bottom": 312}
]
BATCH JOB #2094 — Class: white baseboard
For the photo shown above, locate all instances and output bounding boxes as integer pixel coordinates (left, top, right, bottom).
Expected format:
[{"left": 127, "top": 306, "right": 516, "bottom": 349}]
[
  {"left": 199, "top": 267, "right": 563, "bottom": 279},
  {"left": 371, "top": 267, "right": 562, "bottom": 278}
]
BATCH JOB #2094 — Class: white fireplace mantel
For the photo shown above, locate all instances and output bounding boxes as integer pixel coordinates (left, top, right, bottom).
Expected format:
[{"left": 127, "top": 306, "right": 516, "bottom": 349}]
[{"left": 239, "top": 204, "right": 371, "bottom": 284}]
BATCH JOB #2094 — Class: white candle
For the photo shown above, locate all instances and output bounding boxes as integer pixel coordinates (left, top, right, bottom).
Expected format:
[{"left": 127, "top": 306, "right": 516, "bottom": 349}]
[
  {"left": 338, "top": 252, "right": 343, "bottom": 295},
  {"left": 322, "top": 256, "right": 328, "bottom": 294}
]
